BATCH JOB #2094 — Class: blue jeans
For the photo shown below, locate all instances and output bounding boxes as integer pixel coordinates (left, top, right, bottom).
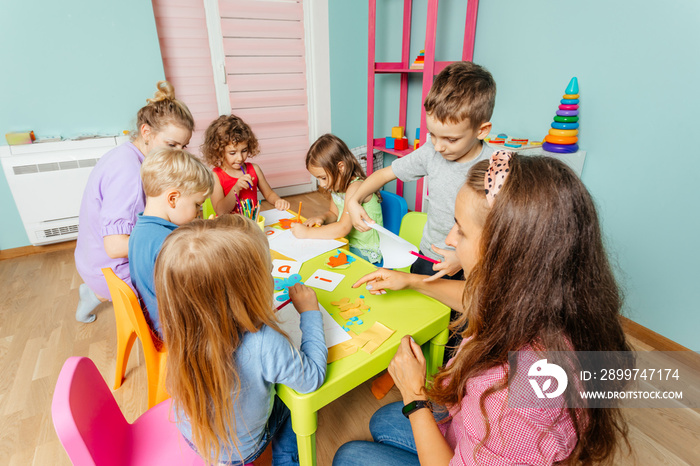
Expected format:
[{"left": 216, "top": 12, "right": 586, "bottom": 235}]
[
  {"left": 186, "top": 396, "right": 299, "bottom": 466},
  {"left": 333, "top": 402, "right": 447, "bottom": 466}
]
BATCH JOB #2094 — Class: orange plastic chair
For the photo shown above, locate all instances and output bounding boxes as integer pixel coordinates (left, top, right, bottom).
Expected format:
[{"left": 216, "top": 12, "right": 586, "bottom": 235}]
[{"left": 102, "top": 267, "right": 169, "bottom": 408}]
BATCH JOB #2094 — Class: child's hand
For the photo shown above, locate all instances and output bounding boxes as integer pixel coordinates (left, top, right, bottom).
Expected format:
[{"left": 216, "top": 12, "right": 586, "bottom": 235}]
[
  {"left": 352, "top": 268, "right": 411, "bottom": 295},
  {"left": 347, "top": 200, "right": 374, "bottom": 232},
  {"left": 275, "top": 198, "right": 291, "bottom": 211},
  {"left": 234, "top": 174, "right": 254, "bottom": 192},
  {"left": 388, "top": 336, "right": 427, "bottom": 404},
  {"left": 290, "top": 222, "right": 310, "bottom": 239},
  {"left": 304, "top": 217, "right": 324, "bottom": 227},
  {"left": 423, "top": 246, "right": 463, "bottom": 282},
  {"left": 288, "top": 283, "right": 319, "bottom": 314}
]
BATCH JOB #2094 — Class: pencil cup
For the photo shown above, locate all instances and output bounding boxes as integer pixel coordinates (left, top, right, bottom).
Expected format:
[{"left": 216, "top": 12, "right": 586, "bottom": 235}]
[{"left": 256, "top": 216, "right": 265, "bottom": 232}]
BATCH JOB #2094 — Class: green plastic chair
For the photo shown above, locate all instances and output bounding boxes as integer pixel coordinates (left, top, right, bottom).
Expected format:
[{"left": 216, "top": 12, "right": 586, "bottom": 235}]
[
  {"left": 202, "top": 198, "right": 216, "bottom": 219},
  {"left": 397, "top": 211, "right": 427, "bottom": 272}
]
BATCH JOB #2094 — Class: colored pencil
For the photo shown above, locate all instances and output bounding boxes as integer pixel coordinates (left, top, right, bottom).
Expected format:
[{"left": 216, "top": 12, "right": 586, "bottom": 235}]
[
  {"left": 275, "top": 298, "right": 292, "bottom": 311},
  {"left": 297, "top": 201, "right": 302, "bottom": 222},
  {"left": 410, "top": 250, "right": 440, "bottom": 264}
]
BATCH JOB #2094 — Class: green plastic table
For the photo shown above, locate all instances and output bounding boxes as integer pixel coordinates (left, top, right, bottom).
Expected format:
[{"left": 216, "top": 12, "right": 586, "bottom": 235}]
[{"left": 275, "top": 250, "right": 450, "bottom": 466}]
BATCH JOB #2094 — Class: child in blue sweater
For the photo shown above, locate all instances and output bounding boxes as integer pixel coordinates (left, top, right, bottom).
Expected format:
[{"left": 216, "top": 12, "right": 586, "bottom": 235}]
[
  {"left": 128, "top": 148, "right": 214, "bottom": 337},
  {"left": 155, "top": 214, "right": 327, "bottom": 465}
]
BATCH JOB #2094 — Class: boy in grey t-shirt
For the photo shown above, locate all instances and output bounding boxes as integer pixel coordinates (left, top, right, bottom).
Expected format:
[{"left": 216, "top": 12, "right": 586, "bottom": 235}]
[{"left": 348, "top": 61, "right": 497, "bottom": 280}]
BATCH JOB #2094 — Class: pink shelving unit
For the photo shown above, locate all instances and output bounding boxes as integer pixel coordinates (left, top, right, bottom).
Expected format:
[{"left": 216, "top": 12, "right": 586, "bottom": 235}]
[{"left": 366, "top": 0, "right": 480, "bottom": 211}]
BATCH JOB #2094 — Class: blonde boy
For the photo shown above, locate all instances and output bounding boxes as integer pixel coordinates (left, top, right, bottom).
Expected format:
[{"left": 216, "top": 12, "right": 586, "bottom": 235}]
[
  {"left": 128, "top": 148, "right": 214, "bottom": 337},
  {"left": 348, "top": 61, "right": 496, "bottom": 280}
]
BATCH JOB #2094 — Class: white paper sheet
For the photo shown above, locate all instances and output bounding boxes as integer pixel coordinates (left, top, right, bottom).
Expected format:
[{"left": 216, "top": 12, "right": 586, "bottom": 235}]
[
  {"left": 275, "top": 292, "right": 351, "bottom": 349},
  {"left": 260, "top": 209, "right": 296, "bottom": 226},
  {"left": 272, "top": 260, "right": 302, "bottom": 278},
  {"left": 268, "top": 230, "right": 346, "bottom": 263},
  {"left": 305, "top": 269, "right": 345, "bottom": 292},
  {"left": 366, "top": 221, "right": 419, "bottom": 269}
]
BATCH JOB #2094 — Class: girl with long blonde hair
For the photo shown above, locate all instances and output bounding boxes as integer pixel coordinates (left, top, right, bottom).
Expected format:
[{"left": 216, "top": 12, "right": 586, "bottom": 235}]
[{"left": 155, "top": 215, "right": 327, "bottom": 465}]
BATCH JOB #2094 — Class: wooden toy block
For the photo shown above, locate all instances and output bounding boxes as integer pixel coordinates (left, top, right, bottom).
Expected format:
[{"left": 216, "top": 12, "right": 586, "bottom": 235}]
[
  {"left": 385, "top": 137, "right": 395, "bottom": 149},
  {"left": 394, "top": 138, "right": 408, "bottom": 150},
  {"left": 391, "top": 126, "right": 404, "bottom": 139},
  {"left": 414, "top": 139, "right": 420, "bottom": 150}
]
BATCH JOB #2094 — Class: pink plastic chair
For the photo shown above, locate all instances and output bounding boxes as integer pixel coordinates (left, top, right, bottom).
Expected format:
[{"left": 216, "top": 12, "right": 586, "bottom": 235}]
[{"left": 51, "top": 356, "right": 205, "bottom": 465}]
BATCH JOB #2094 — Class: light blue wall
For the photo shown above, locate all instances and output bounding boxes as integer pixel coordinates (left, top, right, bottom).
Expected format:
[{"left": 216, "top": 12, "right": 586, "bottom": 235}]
[
  {"left": 329, "top": 1, "right": 699, "bottom": 349},
  {"left": 0, "top": 0, "right": 165, "bottom": 249}
]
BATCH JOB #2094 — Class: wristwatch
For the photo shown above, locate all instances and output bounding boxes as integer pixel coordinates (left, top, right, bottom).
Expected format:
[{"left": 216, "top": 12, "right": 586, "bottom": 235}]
[{"left": 402, "top": 400, "right": 430, "bottom": 418}]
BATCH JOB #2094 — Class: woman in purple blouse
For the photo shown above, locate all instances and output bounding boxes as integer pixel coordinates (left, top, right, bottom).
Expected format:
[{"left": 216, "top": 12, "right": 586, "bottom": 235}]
[{"left": 74, "top": 81, "right": 194, "bottom": 322}]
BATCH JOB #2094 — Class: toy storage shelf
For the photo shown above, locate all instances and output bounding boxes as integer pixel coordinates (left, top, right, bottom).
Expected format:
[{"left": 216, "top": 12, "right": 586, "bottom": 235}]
[{"left": 366, "top": 0, "right": 480, "bottom": 212}]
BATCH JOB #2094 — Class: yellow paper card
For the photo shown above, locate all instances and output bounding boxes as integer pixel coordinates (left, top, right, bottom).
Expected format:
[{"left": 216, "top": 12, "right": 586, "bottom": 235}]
[{"left": 357, "top": 322, "right": 395, "bottom": 354}]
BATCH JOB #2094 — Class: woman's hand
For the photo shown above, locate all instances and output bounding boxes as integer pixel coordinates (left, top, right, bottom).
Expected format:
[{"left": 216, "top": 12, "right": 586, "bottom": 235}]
[
  {"left": 352, "top": 268, "right": 414, "bottom": 295},
  {"left": 275, "top": 198, "right": 291, "bottom": 211},
  {"left": 304, "top": 216, "right": 324, "bottom": 227},
  {"left": 233, "top": 174, "right": 254, "bottom": 192},
  {"left": 288, "top": 283, "right": 319, "bottom": 314},
  {"left": 290, "top": 222, "right": 310, "bottom": 238},
  {"left": 389, "top": 336, "right": 427, "bottom": 403},
  {"left": 423, "top": 246, "right": 463, "bottom": 282}
]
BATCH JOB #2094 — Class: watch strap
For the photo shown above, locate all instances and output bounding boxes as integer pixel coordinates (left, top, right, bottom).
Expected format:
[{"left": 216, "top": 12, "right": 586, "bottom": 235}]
[{"left": 402, "top": 400, "right": 430, "bottom": 418}]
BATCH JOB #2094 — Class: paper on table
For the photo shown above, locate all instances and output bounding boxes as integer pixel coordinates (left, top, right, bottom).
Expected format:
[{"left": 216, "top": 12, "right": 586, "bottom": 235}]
[
  {"left": 272, "top": 259, "right": 301, "bottom": 278},
  {"left": 261, "top": 209, "right": 296, "bottom": 226},
  {"left": 275, "top": 293, "right": 351, "bottom": 349},
  {"left": 305, "top": 269, "right": 345, "bottom": 292},
  {"left": 365, "top": 221, "right": 419, "bottom": 269},
  {"left": 268, "top": 230, "right": 345, "bottom": 263}
]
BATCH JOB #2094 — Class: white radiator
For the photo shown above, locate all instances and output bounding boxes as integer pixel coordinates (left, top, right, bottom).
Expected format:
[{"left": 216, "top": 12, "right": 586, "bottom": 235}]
[{"left": 0, "top": 136, "right": 128, "bottom": 246}]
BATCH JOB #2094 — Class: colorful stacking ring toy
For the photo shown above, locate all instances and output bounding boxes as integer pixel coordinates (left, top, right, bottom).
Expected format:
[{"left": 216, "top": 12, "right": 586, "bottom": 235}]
[
  {"left": 548, "top": 128, "right": 578, "bottom": 137},
  {"left": 545, "top": 135, "right": 578, "bottom": 145},
  {"left": 551, "top": 121, "right": 579, "bottom": 130},
  {"left": 544, "top": 77, "right": 580, "bottom": 155},
  {"left": 542, "top": 142, "right": 579, "bottom": 153}
]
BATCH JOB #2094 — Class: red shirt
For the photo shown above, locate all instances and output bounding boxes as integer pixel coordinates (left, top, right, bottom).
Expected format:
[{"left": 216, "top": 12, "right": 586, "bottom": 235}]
[{"left": 213, "top": 163, "right": 259, "bottom": 214}]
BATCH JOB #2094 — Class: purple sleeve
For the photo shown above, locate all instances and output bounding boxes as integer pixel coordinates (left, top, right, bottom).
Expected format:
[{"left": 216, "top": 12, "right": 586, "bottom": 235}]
[{"left": 99, "top": 155, "right": 145, "bottom": 237}]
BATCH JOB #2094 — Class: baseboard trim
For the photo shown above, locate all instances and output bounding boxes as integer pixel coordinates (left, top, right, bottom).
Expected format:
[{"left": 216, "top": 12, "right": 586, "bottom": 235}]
[
  {"left": 621, "top": 316, "right": 700, "bottom": 372},
  {"left": 0, "top": 240, "right": 76, "bottom": 261}
]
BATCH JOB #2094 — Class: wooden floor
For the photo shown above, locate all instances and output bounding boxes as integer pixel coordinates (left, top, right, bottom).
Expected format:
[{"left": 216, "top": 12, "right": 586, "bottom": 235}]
[{"left": 1, "top": 191, "right": 698, "bottom": 465}]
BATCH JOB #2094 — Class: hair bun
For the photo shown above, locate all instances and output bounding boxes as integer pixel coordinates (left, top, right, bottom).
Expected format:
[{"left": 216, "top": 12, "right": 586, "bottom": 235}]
[{"left": 147, "top": 80, "right": 176, "bottom": 104}]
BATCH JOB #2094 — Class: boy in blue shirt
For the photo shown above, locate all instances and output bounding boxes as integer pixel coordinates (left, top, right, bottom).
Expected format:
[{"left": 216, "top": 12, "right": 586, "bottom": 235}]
[
  {"left": 348, "top": 61, "right": 497, "bottom": 281},
  {"left": 128, "top": 148, "right": 214, "bottom": 337}
]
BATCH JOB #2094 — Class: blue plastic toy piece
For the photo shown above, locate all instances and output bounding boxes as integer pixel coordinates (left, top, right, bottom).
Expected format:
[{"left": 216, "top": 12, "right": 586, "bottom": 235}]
[
  {"left": 497, "top": 133, "right": 508, "bottom": 139},
  {"left": 551, "top": 121, "right": 579, "bottom": 130},
  {"left": 357, "top": 320, "right": 364, "bottom": 325},
  {"left": 385, "top": 137, "right": 395, "bottom": 149},
  {"left": 565, "top": 77, "right": 579, "bottom": 95},
  {"left": 415, "top": 128, "right": 420, "bottom": 140},
  {"left": 560, "top": 99, "right": 579, "bottom": 105}
]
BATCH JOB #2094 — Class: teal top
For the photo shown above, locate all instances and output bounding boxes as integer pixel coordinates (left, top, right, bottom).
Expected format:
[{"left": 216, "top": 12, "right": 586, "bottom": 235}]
[{"left": 331, "top": 179, "right": 383, "bottom": 263}]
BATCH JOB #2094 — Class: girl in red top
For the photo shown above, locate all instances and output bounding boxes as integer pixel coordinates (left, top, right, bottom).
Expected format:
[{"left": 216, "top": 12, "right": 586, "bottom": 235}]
[{"left": 202, "top": 115, "right": 290, "bottom": 215}]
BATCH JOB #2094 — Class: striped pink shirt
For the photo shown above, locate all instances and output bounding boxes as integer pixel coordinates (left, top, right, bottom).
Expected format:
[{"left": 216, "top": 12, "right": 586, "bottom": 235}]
[{"left": 438, "top": 349, "right": 577, "bottom": 465}]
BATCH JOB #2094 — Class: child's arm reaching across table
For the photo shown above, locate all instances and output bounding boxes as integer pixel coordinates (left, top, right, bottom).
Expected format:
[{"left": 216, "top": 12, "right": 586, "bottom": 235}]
[
  {"left": 254, "top": 163, "right": 290, "bottom": 211},
  {"left": 347, "top": 166, "right": 397, "bottom": 232},
  {"left": 290, "top": 181, "right": 362, "bottom": 239}
]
